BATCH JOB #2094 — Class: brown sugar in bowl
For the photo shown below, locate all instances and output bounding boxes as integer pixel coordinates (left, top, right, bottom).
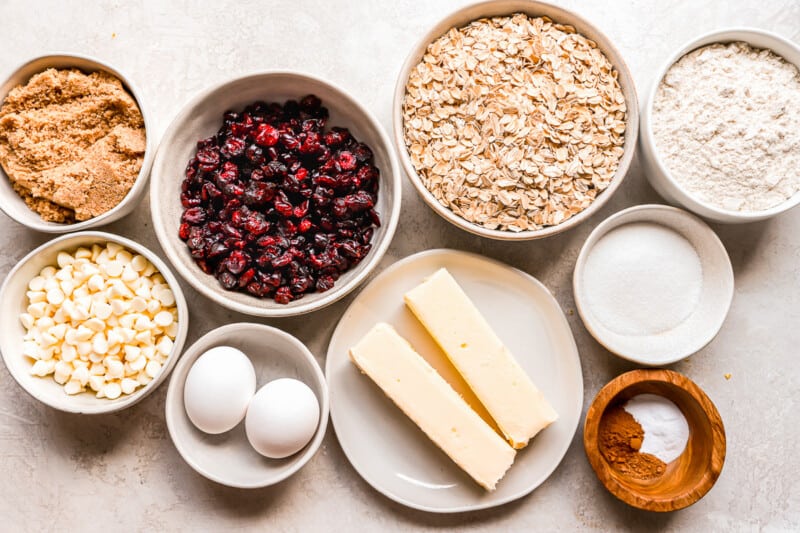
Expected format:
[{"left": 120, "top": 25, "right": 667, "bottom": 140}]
[
  {"left": 0, "top": 53, "right": 153, "bottom": 233},
  {"left": 583, "top": 369, "right": 726, "bottom": 512}
]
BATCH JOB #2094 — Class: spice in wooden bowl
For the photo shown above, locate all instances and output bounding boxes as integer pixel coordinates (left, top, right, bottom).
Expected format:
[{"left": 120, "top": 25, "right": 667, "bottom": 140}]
[{"left": 584, "top": 369, "right": 725, "bottom": 512}]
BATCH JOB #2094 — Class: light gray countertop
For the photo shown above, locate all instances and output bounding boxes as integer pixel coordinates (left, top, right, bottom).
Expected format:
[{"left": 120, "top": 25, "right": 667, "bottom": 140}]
[{"left": 0, "top": 1, "right": 798, "bottom": 531}]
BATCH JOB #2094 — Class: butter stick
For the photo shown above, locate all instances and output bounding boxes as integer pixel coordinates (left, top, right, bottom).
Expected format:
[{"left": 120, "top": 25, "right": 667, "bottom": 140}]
[
  {"left": 349, "top": 323, "right": 516, "bottom": 491},
  {"left": 404, "top": 268, "right": 558, "bottom": 449}
]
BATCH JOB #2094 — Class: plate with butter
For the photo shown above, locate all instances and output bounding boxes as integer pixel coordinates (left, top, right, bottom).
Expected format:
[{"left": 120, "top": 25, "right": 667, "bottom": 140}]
[{"left": 326, "top": 248, "right": 582, "bottom": 512}]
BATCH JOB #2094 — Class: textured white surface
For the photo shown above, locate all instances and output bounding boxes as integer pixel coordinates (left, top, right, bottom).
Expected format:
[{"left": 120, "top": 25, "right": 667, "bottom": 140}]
[{"left": 0, "top": 0, "right": 798, "bottom": 530}]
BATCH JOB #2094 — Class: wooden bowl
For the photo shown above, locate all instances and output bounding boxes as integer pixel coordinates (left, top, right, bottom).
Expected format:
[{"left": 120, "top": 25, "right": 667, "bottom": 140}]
[{"left": 583, "top": 369, "right": 725, "bottom": 512}]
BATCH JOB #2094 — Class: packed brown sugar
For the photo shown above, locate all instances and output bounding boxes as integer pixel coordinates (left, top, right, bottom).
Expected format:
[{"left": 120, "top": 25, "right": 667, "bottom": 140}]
[{"left": 0, "top": 68, "right": 146, "bottom": 223}]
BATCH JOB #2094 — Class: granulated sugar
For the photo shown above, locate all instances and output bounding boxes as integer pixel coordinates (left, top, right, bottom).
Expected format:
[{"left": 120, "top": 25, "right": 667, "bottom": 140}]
[
  {"left": 582, "top": 222, "right": 703, "bottom": 336},
  {"left": 652, "top": 42, "right": 800, "bottom": 212}
]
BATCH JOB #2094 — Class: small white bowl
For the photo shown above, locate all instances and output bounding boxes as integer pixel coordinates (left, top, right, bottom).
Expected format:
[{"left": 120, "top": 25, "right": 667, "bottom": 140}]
[
  {"left": 640, "top": 28, "right": 800, "bottom": 223},
  {"left": 0, "top": 53, "right": 154, "bottom": 233},
  {"left": 150, "top": 71, "right": 401, "bottom": 317},
  {"left": 165, "top": 323, "right": 329, "bottom": 489},
  {"left": 573, "top": 205, "right": 734, "bottom": 366},
  {"left": 0, "top": 231, "right": 189, "bottom": 414},
  {"left": 393, "top": 0, "right": 639, "bottom": 241}
]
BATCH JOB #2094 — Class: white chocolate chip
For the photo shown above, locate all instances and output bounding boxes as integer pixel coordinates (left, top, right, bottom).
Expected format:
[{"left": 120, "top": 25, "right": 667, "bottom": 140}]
[
  {"left": 103, "top": 382, "right": 122, "bottom": 400},
  {"left": 131, "top": 255, "right": 148, "bottom": 272},
  {"left": 106, "top": 242, "right": 123, "bottom": 258},
  {"left": 27, "top": 302, "right": 47, "bottom": 318},
  {"left": 61, "top": 344, "right": 77, "bottom": 363},
  {"left": 76, "top": 341, "right": 92, "bottom": 359},
  {"left": 75, "top": 247, "right": 92, "bottom": 259},
  {"left": 72, "top": 365, "right": 90, "bottom": 386},
  {"left": 19, "top": 313, "right": 34, "bottom": 329},
  {"left": 89, "top": 375, "right": 105, "bottom": 392},
  {"left": 30, "top": 360, "right": 53, "bottom": 376},
  {"left": 121, "top": 265, "right": 138, "bottom": 283},
  {"left": 28, "top": 276, "right": 46, "bottom": 291},
  {"left": 84, "top": 318, "right": 106, "bottom": 332},
  {"left": 124, "top": 345, "right": 141, "bottom": 362},
  {"left": 145, "top": 360, "right": 161, "bottom": 379},
  {"left": 91, "top": 301, "right": 113, "bottom": 320},
  {"left": 64, "top": 380, "right": 83, "bottom": 395},
  {"left": 87, "top": 274, "right": 105, "bottom": 292},
  {"left": 21, "top": 242, "right": 178, "bottom": 400},
  {"left": 121, "top": 378, "right": 139, "bottom": 395},
  {"left": 106, "top": 358, "right": 124, "bottom": 380},
  {"left": 156, "top": 337, "right": 173, "bottom": 357},
  {"left": 130, "top": 355, "right": 147, "bottom": 372}
]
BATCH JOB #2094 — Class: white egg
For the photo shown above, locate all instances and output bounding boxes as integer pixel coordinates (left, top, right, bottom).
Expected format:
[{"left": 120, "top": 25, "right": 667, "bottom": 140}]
[
  {"left": 245, "top": 378, "right": 320, "bottom": 458},
  {"left": 184, "top": 346, "right": 256, "bottom": 434}
]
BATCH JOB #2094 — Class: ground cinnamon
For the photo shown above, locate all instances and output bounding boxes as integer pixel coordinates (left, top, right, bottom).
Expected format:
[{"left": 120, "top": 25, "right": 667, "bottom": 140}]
[{"left": 598, "top": 404, "right": 666, "bottom": 480}]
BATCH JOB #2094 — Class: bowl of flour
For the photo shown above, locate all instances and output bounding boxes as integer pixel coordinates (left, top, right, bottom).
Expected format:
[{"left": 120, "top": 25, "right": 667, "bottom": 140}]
[{"left": 640, "top": 28, "right": 800, "bottom": 223}]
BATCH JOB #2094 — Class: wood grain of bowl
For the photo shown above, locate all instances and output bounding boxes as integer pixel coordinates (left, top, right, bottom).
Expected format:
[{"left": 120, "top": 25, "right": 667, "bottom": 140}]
[{"left": 583, "top": 369, "right": 726, "bottom": 512}]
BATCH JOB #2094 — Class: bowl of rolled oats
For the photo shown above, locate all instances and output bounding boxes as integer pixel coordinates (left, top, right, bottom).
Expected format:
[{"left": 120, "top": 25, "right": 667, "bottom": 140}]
[{"left": 394, "top": 1, "right": 638, "bottom": 240}]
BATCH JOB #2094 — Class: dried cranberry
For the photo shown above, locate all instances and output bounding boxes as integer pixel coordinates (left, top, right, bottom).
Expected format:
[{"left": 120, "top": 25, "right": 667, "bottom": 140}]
[
  {"left": 254, "top": 123, "right": 280, "bottom": 147},
  {"left": 274, "top": 286, "right": 293, "bottom": 305},
  {"left": 178, "top": 223, "right": 191, "bottom": 241},
  {"left": 220, "top": 137, "right": 246, "bottom": 159},
  {"left": 336, "top": 151, "right": 357, "bottom": 171},
  {"left": 179, "top": 96, "right": 381, "bottom": 304},
  {"left": 182, "top": 207, "right": 206, "bottom": 225},
  {"left": 197, "top": 149, "right": 220, "bottom": 171},
  {"left": 225, "top": 251, "right": 249, "bottom": 274}
]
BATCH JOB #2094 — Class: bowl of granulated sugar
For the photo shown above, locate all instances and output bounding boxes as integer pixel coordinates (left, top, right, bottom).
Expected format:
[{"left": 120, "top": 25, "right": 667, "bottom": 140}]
[
  {"left": 641, "top": 28, "right": 800, "bottom": 223},
  {"left": 573, "top": 204, "right": 734, "bottom": 365}
]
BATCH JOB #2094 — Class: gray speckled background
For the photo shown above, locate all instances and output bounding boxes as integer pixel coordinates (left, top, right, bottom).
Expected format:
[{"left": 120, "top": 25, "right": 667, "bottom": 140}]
[{"left": 0, "top": 1, "right": 798, "bottom": 531}]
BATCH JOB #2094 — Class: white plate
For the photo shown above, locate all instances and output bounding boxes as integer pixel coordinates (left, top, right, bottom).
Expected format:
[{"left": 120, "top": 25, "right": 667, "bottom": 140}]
[{"left": 326, "top": 249, "right": 583, "bottom": 513}]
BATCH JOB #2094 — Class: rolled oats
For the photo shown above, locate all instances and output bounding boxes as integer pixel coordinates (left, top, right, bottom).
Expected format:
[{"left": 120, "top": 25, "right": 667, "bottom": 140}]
[{"left": 402, "top": 14, "right": 627, "bottom": 231}]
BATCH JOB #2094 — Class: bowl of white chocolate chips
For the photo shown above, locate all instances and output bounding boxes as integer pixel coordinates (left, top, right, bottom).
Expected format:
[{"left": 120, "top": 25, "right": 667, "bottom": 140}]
[{"left": 0, "top": 231, "right": 189, "bottom": 414}]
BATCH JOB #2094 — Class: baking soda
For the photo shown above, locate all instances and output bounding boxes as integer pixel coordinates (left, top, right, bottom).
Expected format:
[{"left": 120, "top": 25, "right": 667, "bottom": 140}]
[
  {"left": 582, "top": 222, "right": 703, "bottom": 336},
  {"left": 624, "top": 394, "right": 689, "bottom": 464}
]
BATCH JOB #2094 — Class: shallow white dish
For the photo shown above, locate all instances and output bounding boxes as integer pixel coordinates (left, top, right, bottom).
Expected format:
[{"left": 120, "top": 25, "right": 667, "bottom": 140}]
[
  {"left": 165, "top": 323, "right": 329, "bottom": 489},
  {"left": 0, "top": 231, "right": 188, "bottom": 414},
  {"left": 0, "top": 53, "right": 154, "bottom": 233},
  {"left": 326, "top": 248, "right": 582, "bottom": 513},
  {"left": 573, "top": 205, "right": 734, "bottom": 365},
  {"left": 393, "top": 0, "right": 639, "bottom": 241},
  {"left": 150, "top": 71, "right": 401, "bottom": 317},
  {"left": 640, "top": 28, "right": 800, "bottom": 223}
]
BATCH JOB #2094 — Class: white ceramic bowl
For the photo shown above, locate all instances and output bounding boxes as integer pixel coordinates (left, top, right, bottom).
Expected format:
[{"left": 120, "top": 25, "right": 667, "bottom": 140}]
[
  {"left": 165, "top": 323, "right": 329, "bottom": 489},
  {"left": 392, "top": 0, "right": 639, "bottom": 241},
  {"left": 0, "top": 231, "right": 189, "bottom": 414},
  {"left": 151, "top": 71, "right": 401, "bottom": 317},
  {"left": 0, "top": 53, "right": 154, "bottom": 233},
  {"left": 640, "top": 28, "right": 800, "bottom": 223},
  {"left": 573, "top": 205, "right": 734, "bottom": 366}
]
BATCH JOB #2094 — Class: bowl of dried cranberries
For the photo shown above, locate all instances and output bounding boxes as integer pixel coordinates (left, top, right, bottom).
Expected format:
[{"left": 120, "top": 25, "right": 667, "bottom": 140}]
[{"left": 150, "top": 72, "right": 401, "bottom": 316}]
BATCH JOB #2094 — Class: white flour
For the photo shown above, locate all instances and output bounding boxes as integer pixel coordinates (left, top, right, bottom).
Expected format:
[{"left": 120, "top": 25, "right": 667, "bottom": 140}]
[
  {"left": 652, "top": 42, "right": 800, "bottom": 212},
  {"left": 582, "top": 222, "right": 703, "bottom": 336},
  {"left": 624, "top": 394, "right": 689, "bottom": 464}
]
